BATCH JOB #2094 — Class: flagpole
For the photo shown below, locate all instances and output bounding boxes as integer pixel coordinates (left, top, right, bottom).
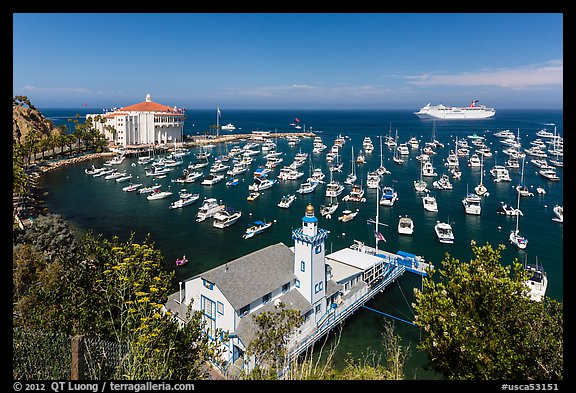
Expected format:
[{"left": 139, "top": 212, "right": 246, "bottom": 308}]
[{"left": 216, "top": 107, "right": 220, "bottom": 137}]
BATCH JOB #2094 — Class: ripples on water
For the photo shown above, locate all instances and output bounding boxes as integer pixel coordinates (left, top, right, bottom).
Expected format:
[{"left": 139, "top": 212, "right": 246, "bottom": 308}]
[{"left": 39, "top": 108, "right": 563, "bottom": 377}]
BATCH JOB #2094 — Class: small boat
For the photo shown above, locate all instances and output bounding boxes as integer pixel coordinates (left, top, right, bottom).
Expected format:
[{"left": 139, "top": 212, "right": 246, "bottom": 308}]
[
  {"left": 552, "top": 205, "right": 563, "bottom": 223},
  {"left": 115, "top": 174, "right": 133, "bottom": 183},
  {"left": 249, "top": 177, "right": 277, "bottom": 191},
  {"left": 226, "top": 178, "right": 240, "bottom": 187},
  {"left": 212, "top": 207, "right": 242, "bottom": 228},
  {"left": 201, "top": 174, "right": 225, "bottom": 186},
  {"left": 536, "top": 186, "right": 546, "bottom": 195},
  {"left": 397, "top": 216, "right": 414, "bottom": 235},
  {"left": 93, "top": 168, "right": 115, "bottom": 177},
  {"left": 524, "top": 260, "right": 548, "bottom": 302},
  {"left": 138, "top": 184, "right": 162, "bottom": 194},
  {"left": 196, "top": 198, "right": 225, "bottom": 222},
  {"left": 319, "top": 202, "right": 339, "bottom": 219},
  {"left": 105, "top": 171, "right": 125, "bottom": 180},
  {"left": 278, "top": 194, "right": 296, "bottom": 209},
  {"left": 433, "top": 173, "right": 453, "bottom": 190},
  {"left": 169, "top": 193, "right": 200, "bottom": 209},
  {"left": 422, "top": 161, "right": 437, "bottom": 177},
  {"left": 422, "top": 194, "right": 438, "bottom": 212},
  {"left": 85, "top": 165, "right": 105, "bottom": 175},
  {"left": 509, "top": 187, "right": 528, "bottom": 249},
  {"left": 496, "top": 201, "right": 523, "bottom": 216},
  {"left": 296, "top": 180, "right": 318, "bottom": 194},
  {"left": 379, "top": 186, "right": 398, "bottom": 206},
  {"left": 221, "top": 123, "right": 236, "bottom": 130},
  {"left": 325, "top": 181, "right": 345, "bottom": 198},
  {"left": 342, "top": 184, "right": 366, "bottom": 203},
  {"left": 247, "top": 191, "right": 260, "bottom": 201},
  {"left": 539, "top": 167, "right": 560, "bottom": 181},
  {"left": 462, "top": 193, "right": 482, "bottom": 215},
  {"left": 490, "top": 166, "right": 511, "bottom": 182},
  {"left": 338, "top": 209, "right": 359, "bottom": 223},
  {"left": 175, "top": 255, "right": 188, "bottom": 266},
  {"left": 210, "top": 161, "right": 230, "bottom": 173},
  {"left": 242, "top": 220, "right": 273, "bottom": 239},
  {"left": 122, "top": 183, "right": 143, "bottom": 192},
  {"left": 106, "top": 154, "right": 126, "bottom": 165},
  {"left": 146, "top": 190, "right": 173, "bottom": 200},
  {"left": 434, "top": 221, "right": 454, "bottom": 244},
  {"left": 172, "top": 171, "right": 203, "bottom": 183}
]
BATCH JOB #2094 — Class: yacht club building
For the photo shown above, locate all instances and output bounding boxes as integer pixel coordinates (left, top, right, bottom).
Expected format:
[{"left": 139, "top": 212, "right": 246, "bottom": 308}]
[
  {"left": 86, "top": 94, "right": 185, "bottom": 148},
  {"left": 164, "top": 204, "right": 408, "bottom": 377}
]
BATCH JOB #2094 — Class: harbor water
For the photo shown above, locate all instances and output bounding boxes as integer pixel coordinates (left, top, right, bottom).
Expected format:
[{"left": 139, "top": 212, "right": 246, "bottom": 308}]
[{"left": 38, "top": 108, "right": 563, "bottom": 378}]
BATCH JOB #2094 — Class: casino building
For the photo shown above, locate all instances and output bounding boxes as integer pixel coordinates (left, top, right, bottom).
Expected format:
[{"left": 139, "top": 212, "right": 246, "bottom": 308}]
[{"left": 86, "top": 94, "right": 185, "bottom": 148}]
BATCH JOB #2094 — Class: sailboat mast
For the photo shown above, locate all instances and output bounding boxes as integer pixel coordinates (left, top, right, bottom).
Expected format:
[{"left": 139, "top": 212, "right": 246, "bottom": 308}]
[
  {"left": 515, "top": 176, "right": 521, "bottom": 233},
  {"left": 351, "top": 145, "right": 355, "bottom": 176},
  {"left": 216, "top": 107, "right": 220, "bottom": 137},
  {"left": 375, "top": 184, "right": 380, "bottom": 253},
  {"left": 379, "top": 135, "right": 384, "bottom": 168}
]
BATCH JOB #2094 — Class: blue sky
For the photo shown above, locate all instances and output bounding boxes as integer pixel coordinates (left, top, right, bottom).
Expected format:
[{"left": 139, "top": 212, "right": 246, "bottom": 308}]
[{"left": 13, "top": 13, "right": 563, "bottom": 109}]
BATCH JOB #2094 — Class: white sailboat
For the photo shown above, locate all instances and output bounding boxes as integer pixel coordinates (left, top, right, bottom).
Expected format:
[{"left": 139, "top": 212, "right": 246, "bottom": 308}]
[
  {"left": 509, "top": 185, "right": 528, "bottom": 249},
  {"left": 523, "top": 257, "right": 548, "bottom": 302},
  {"left": 414, "top": 150, "right": 428, "bottom": 192},
  {"left": 321, "top": 167, "right": 340, "bottom": 219},
  {"left": 344, "top": 146, "right": 357, "bottom": 185},
  {"left": 516, "top": 156, "right": 534, "bottom": 197},
  {"left": 474, "top": 153, "right": 488, "bottom": 196},
  {"left": 376, "top": 135, "right": 390, "bottom": 175}
]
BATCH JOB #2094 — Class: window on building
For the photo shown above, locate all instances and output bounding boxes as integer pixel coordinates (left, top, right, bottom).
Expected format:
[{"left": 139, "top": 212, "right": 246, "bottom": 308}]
[
  {"left": 239, "top": 305, "right": 250, "bottom": 317},
  {"left": 295, "top": 279, "right": 300, "bottom": 288},
  {"left": 202, "top": 279, "right": 214, "bottom": 290},
  {"left": 315, "top": 244, "right": 322, "bottom": 254},
  {"left": 201, "top": 296, "right": 216, "bottom": 338},
  {"left": 300, "top": 261, "right": 305, "bottom": 272},
  {"left": 217, "top": 301, "right": 224, "bottom": 315},
  {"left": 282, "top": 283, "right": 289, "bottom": 293},
  {"left": 262, "top": 293, "right": 271, "bottom": 304},
  {"left": 315, "top": 304, "right": 321, "bottom": 314}
]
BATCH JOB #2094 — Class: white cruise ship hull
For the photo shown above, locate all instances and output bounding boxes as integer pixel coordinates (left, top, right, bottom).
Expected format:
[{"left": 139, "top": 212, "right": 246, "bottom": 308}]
[{"left": 415, "top": 101, "right": 495, "bottom": 120}]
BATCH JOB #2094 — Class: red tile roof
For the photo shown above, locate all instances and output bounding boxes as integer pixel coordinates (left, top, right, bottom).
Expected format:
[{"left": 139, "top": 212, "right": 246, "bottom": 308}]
[{"left": 120, "top": 100, "right": 177, "bottom": 113}]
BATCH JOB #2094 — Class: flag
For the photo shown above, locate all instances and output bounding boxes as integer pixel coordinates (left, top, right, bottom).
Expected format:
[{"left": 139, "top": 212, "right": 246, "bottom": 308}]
[
  {"left": 375, "top": 231, "right": 386, "bottom": 242},
  {"left": 295, "top": 118, "right": 300, "bottom": 123},
  {"left": 217, "top": 108, "right": 221, "bottom": 117}
]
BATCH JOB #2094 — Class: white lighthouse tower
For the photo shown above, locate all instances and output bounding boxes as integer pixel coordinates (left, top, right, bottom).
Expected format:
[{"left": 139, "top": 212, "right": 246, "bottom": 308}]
[{"left": 292, "top": 204, "right": 330, "bottom": 322}]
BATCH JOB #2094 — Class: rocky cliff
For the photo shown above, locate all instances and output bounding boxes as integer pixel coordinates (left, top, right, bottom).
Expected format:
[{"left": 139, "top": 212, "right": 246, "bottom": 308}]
[{"left": 13, "top": 98, "right": 59, "bottom": 145}]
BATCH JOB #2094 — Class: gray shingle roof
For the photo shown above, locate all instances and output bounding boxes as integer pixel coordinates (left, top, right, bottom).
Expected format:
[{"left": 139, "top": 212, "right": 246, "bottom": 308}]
[
  {"left": 234, "top": 288, "right": 312, "bottom": 349},
  {"left": 199, "top": 243, "right": 297, "bottom": 310}
]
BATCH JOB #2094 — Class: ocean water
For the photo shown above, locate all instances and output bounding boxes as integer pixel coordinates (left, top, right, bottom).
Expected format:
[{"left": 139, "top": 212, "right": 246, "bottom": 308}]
[{"left": 39, "top": 108, "right": 563, "bottom": 378}]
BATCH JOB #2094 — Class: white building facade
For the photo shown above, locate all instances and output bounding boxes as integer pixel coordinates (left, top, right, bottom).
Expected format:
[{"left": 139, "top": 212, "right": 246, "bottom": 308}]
[
  {"left": 164, "top": 204, "right": 342, "bottom": 373},
  {"left": 86, "top": 94, "right": 185, "bottom": 148}
]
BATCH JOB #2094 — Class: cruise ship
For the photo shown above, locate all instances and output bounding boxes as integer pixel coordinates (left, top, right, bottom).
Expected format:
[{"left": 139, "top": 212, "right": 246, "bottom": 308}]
[{"left": 414, "top": 100, "right": 495, "bottom": 120}]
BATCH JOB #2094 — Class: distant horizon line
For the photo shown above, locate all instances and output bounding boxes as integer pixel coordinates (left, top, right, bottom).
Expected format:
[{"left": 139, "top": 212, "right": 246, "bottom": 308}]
[{"left": 37, "top": 107, "right": 564, "bottom": 111}]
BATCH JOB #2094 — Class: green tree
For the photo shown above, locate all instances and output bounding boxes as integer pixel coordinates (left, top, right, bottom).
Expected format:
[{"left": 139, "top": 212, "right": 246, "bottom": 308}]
[
  {"left": 244, "top": 302, "right": 303, "bottom": 379},
  {"left": 13, "top": 218, "right": 220, "bottom": 380},
  {"left": 13, "top": 143, "right": 28, "bottom": 194},
  {"left": 413, "top": 241, "right": 563, "bottom": 380}
]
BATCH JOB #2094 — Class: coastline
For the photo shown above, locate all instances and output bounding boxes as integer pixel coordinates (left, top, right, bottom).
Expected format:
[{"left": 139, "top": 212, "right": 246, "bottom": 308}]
[{"left": 13, "top": 151, "right": 115, "bottom": 229}]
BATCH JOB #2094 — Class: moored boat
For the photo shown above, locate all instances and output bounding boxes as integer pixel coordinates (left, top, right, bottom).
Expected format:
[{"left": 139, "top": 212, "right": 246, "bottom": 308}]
[
  {"left": 242, "top": 220, "right": 273, "bottom": 239},
  {"left": 213, "top": 207, "right": 242, "bottom": 228},
  {"left": 146, "top": 190, "right": 173, "bottom": 200},
  {"left": 397, "top": 216, "right": 414, "bottom": 235},
  {"left": 434, "top": 221, "right": 454, "bottom": 244},
  {"left": 278, "top": 194, "right": 296, "bottom": 209}
]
